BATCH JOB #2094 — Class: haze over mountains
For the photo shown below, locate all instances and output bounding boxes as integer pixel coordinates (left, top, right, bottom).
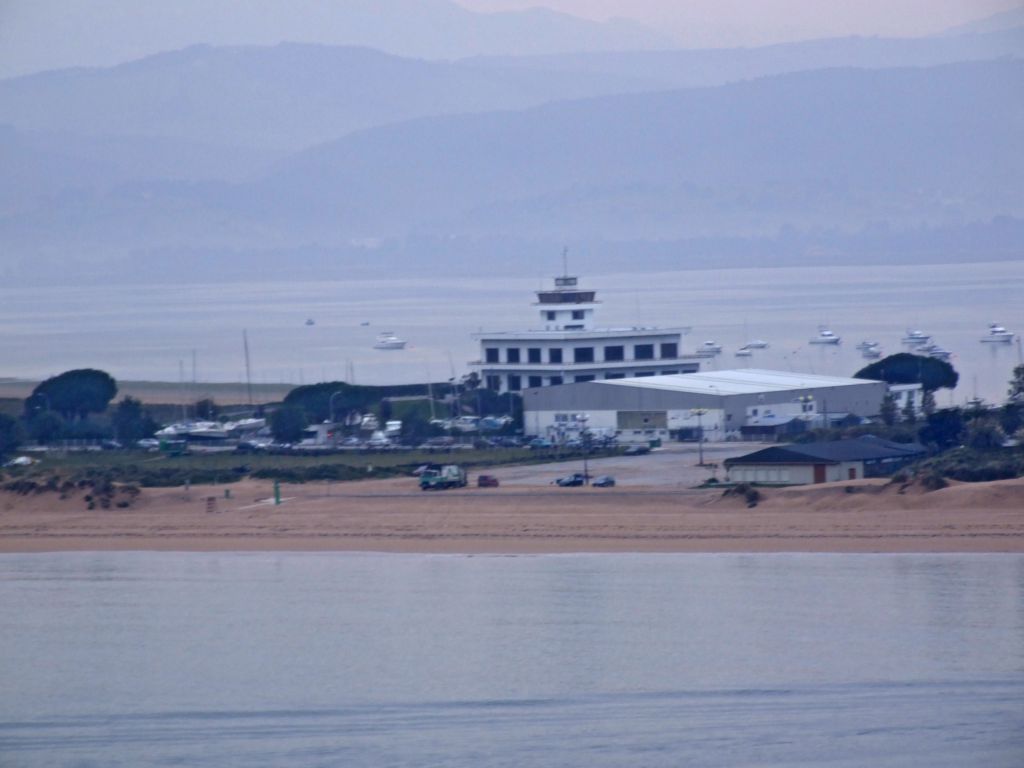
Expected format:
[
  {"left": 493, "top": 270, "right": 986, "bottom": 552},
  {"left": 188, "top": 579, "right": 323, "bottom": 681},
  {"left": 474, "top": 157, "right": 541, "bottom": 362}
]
[{"left": 1, "top": 5, "right": 1022, "bottom": 285}]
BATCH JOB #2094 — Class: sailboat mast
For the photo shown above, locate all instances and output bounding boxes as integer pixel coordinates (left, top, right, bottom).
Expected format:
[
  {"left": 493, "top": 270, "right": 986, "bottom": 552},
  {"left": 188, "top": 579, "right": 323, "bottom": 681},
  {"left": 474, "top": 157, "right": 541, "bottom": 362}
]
[{"left": 243, "top": 330, "right": 254, "bottom": 408}]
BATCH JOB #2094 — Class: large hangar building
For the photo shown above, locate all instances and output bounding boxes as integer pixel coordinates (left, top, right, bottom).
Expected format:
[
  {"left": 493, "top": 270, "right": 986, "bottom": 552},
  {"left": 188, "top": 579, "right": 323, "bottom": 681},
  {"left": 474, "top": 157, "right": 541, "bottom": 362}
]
[{"left": 522, "top": 369, "right": 887, "bottom": 443}]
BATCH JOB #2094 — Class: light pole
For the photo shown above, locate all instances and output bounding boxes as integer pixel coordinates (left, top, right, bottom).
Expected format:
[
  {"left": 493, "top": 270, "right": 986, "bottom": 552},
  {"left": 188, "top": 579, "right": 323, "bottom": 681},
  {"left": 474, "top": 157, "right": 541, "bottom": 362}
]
[
  {"left": 578, "top": 413, "right": 590, "bottom": 484},
  {"left": 690, "top": 408, "right": 708, "bottom": 466}
]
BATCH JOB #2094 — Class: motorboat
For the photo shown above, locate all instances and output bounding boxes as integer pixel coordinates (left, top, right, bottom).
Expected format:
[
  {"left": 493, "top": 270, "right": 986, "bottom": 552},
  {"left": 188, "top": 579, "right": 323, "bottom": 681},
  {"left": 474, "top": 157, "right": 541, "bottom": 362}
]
[
  {"left": 373, "top": 332, "right": 407, "bottom": 350},
  {"left": 981, "top": 323, "right": 1015, "bottom": 343},
  {"left": 809, "top": 327, "right": 841, "bottom": 345},
  {"left": 745, "top": 340, "right": 769, "bottom": 349},
  {"left": 305, "top": 318, "right": 315, "bottom": 326},
  {"left": 861, "top": 346, "right": 882, "bottom": 359},
  {"left": 901, "top": 329, "right": 930, "bottom": 345},
  {"left": 855, "top": 340, "right": 880, "bottom": 351},
  {"left": 696, "top": 340, "right": 722, "bottom": 356},
  {"left": 734, "top": 346, "right": 753, "bottom": 357},
  {"left": 920, "top": 344, "right": 952, "bottom": 361}
]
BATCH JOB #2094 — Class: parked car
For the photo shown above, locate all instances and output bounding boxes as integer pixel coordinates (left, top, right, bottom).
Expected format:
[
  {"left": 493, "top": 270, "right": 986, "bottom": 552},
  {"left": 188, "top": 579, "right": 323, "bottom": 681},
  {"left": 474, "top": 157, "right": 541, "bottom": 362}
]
[
  {"left": 529, "top": 437, "right": 553, "bottom": 450},
  {"left": 592, "top": 475, "right": 616, "bottom": 487},
  {"left": 623, "top": 444, "right": 651, "bottom": 456},
  {"left": 555, "top": 473, "right": 589, "bottom": 487},
  {"left": 136, "top": 438, "right": 161, "bottom": 450},
  {"left": 477, "top": 474, "right": 500, "bottom": 488}
]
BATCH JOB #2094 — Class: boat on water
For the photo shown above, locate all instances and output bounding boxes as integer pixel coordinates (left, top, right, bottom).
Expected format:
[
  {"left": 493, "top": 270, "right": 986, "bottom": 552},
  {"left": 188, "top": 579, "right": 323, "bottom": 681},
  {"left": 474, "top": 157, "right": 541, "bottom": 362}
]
[
  {"left": 919, "top": 343, "right": 952, "bottom": 361},
  {"left": 745, "top": 340, "right": 769, "bottom": 349},
  {"left": 901, "top": 329, "right": 930, "bottom": 345},
  {"left": 809, "top": 327, "right": 841, "bottom": 345},
  {"left": 855, "top": 340, "right": 879, "bottom": 351},
  {"left": 734, "top": 346, "right": 753, "bottom": 357},
  {"left": 981, "top": 323, "right": 1015, "bottom": 343},
  {"left": 861, "top": 344, "right": 882, "bottom": 359},
  {"left": 696, "top": 340, "right": 722, "bottom": 356},
  {"left": 305, "top": 318, "right": 315, "bottom": 326},
  {"left": 373, "top": 332, "right": 407, "bottom": 350}
]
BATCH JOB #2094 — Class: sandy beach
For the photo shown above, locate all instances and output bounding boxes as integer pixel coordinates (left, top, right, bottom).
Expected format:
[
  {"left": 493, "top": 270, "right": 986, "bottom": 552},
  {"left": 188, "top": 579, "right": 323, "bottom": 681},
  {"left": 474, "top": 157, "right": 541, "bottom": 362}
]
[{"left": 2, "top": 474, "right": 1022, "bottom": 554}]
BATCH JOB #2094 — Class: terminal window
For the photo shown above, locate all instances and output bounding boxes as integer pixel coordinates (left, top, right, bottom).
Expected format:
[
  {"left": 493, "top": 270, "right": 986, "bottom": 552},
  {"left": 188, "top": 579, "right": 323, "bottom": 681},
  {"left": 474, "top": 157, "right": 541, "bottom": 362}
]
[
  {"left": 507, "top": 348, "right": 521, "bottom": 363},
  {"left": 574, "top": 347, "right": 595, "bottom": 363},
  {"left": 604, "top": 345, "right": 624, "bottom": 361},
  {"left": 508, "top": 375, "right": 522, "bottom": 391},
  {"left": 549, "top": 348, "right": 563, "bottom": 364},
  {"left": 660, "top": 342, "right": 678, "bottom": 358},
  {"left": 527, "top": 348, "right": 542, "bottom": 363},
  {"left": 485, "top": 348, "right": 499, "bottom": 363},
  {"left": 635, "top": 344, "right": 654, "bottom": 360}
]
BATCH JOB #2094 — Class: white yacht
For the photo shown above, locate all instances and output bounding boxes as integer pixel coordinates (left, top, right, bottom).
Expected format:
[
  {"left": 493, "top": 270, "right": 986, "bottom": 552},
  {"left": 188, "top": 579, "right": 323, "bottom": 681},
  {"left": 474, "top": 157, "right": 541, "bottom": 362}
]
[
  {"left": 745, "top": 339, "right": 769, "bottom": 349},
  {"left": 373, "top": 332, "right": 407, "bottom": 350},
  {"left": 855, "top": 340, "right": 879, "bottom": 351},
  {"left": 901, "top": 329, "right": 930, "bottom": 345},
  {"left": 809, "top": 327, "right": 841, "bottom": 345},
  {"left": 981, "top": 323, "right": 1015, "bottom": 343},
  {"left": 696, "top": 340, "right": 722, "bottom": 356},
  {"left": 860, "top": 343, "right": 882, "bottom": 359}
]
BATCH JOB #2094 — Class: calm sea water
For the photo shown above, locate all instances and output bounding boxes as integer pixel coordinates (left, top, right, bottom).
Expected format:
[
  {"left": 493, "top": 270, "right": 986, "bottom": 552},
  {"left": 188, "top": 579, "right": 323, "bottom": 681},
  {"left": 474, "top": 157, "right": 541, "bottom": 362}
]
[
  {"left": 1, "top": 552, "right": 1022, "bottom": 767},
  {"left": 1, "top": 260, "right": 1022, "bottom": 404}
]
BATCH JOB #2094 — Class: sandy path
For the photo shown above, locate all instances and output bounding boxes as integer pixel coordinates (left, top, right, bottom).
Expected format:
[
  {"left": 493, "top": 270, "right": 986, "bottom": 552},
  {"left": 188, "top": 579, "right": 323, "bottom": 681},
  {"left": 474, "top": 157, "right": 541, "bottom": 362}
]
[{"left": 2, "top": 476, "right": 1022, "bottom": 554}]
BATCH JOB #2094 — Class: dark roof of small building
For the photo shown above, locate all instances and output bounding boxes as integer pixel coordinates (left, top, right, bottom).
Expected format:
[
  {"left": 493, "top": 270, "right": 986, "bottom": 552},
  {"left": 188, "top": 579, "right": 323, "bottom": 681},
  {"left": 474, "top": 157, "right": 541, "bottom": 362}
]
[{"left": 724, "top": 436, "right": 926, "bottom": 466}]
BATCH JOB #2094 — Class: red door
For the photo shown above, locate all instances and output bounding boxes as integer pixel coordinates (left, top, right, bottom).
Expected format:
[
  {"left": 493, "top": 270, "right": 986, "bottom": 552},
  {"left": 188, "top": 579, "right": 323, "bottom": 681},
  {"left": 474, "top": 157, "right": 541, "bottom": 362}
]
[
  {"left": 813, "top": 464, "right": 826, "bottom": 483},
  {"left": 848, "top": 467, "right": 857, "bottom": 480}
]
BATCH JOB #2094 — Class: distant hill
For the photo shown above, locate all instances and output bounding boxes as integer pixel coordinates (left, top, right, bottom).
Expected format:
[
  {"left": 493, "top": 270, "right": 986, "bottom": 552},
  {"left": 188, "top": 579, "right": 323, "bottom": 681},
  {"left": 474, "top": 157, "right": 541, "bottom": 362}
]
[
  {"left": 938, "top": 8, "right": 1024, "bottom": 36},
  {"left": 2, "top": 59, "right": 1021, "bottom": 282},
  {"left": 1, "top": 31, "right": 1020, "bottom": 152},
  {"left": 0, "top": 0, "right": 672, "bottom": 80},
  {"left": 250, "top": 60, "right": 1024, "bottom": 241}
]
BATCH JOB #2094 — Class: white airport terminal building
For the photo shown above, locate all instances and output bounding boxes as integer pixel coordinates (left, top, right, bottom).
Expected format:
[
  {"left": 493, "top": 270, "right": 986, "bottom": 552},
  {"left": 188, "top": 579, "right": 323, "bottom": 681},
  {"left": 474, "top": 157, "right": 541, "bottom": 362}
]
[
  {"left": 522, "top": 369, "right": 888, "bottom": 444},
  {"left": 470, "top": 274, "right": 700, "bottom": 393}
]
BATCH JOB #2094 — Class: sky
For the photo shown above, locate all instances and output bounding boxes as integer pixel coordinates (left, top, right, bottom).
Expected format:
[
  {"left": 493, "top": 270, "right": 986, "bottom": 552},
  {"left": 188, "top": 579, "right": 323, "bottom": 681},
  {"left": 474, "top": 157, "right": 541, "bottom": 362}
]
[{"left": 458, "top": 0, "right": 1023, "bottom": 46}]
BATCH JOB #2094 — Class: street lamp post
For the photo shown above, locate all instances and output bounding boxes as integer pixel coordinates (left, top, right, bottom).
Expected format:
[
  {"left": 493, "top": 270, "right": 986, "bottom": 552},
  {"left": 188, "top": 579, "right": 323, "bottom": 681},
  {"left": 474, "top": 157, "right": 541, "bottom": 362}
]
[
  {"left": 578, "top": 413, "right": 590, "bottom": 485},
  {"left": 690, "top": 408, "right": 708, "bottom": 466}
]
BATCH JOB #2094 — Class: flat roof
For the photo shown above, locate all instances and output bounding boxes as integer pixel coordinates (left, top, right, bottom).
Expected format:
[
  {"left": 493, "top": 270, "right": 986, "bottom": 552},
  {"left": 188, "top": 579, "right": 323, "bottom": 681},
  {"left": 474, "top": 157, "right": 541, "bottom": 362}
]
[{"left": 598, "top": 369, "right": 878, "bottom": 396}]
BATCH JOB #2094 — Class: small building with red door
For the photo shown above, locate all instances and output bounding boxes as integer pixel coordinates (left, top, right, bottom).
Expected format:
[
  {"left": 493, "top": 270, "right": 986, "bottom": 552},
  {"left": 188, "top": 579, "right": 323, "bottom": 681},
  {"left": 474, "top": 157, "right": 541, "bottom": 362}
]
[{"left": 723, "top": 436, "right": 926, "bottom": 485}]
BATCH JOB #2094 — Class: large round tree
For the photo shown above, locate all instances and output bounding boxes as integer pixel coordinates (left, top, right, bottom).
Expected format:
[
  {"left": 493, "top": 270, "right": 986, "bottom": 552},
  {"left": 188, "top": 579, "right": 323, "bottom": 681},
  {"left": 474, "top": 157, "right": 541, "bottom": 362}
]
[
  {"left": 854, "top": 353, "right": 959, "bottom": 392},
  {"left": 28, "top": 369, "right": 118, "bottom": 421}
]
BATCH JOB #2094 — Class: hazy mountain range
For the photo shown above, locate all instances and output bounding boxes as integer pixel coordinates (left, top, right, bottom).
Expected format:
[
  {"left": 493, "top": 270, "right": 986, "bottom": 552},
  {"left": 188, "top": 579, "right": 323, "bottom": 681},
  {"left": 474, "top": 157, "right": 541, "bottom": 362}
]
[
  {"left": 0, "top": 0, "right": 672, "bottom": 79},
  {"left": 1, "top": 17, "right": 1022, "bottom": 285}
]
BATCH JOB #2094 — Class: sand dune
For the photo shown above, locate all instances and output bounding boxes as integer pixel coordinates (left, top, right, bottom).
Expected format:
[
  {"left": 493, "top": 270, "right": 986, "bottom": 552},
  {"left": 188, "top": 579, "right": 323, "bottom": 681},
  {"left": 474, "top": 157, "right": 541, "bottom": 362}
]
[{"left": 2, "top": 476, "right": 1021, "bottom": 554}]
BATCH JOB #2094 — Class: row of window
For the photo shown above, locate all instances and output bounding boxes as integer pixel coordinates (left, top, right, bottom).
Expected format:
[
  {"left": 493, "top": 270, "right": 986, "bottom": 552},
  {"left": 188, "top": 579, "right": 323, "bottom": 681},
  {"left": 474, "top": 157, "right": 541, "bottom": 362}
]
[
  {"left": 485, "top": 342, "right": 679, "bottom": 365},
  {"left": 485, "top": 370, "right": 681, "bottom": 391}
]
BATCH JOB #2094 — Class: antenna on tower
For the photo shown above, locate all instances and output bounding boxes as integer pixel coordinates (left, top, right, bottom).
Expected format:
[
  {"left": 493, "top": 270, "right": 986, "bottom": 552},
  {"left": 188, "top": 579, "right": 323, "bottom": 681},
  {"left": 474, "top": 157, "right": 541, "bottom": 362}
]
[{"left": 561, "top": 246, "right": 569, "bottom": 277}]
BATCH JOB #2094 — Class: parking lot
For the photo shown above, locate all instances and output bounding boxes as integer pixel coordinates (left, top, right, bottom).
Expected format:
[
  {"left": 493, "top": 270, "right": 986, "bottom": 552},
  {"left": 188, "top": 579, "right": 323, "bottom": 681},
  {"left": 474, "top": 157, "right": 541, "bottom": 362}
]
[{"left": 482, "top": 441, "right": 764, "bottom": 488}]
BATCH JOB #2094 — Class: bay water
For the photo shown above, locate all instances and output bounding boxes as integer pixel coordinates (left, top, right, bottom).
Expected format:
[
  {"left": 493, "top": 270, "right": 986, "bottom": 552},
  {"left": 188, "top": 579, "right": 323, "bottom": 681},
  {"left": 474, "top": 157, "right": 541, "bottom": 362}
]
[
  {"left": 1, "top": 260, "right": 1022, "bottom": 404},
  {"left": 1, "top": 552, "right": 1022, "bottom": 766}
]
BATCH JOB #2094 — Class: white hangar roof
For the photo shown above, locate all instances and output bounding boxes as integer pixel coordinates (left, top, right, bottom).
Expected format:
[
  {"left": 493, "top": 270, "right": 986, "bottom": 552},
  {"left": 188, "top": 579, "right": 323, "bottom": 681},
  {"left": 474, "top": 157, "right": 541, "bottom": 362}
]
[{"left": 598, "top": 369, "right": 874, "bottom": 397}]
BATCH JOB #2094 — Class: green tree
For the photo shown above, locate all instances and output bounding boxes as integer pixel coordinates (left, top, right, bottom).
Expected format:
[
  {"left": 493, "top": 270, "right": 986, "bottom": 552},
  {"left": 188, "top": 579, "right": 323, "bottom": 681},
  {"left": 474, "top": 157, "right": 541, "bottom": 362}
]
[
  {"left": 901, "top": 398, "right": 917, "bottom": 424},
  {"left": 1009, "top": 364, "right": 1024, "bottom": 402},
  {"left": 918, "top": 408, "right": 964, "bottom": 450},
  {"left": 879, "top": 393, "right": 898, "bottom": 426},
  {"left": 27, "top": 410, "right": 67, "bottom": 444},
  {"left": 921, "top": 389, "right": 936, "bottom": 417},
  {"left": 29, "top": 369, "right": 118, "bottom": 421},
  {"left": 964, "top": 419, "right": 1005, "bottom": 451},
  {"left": 0, "top": 413, "right": 24, "bottom": 458},
  {"left": 270, "top": 405, "right": 307, "bottom": 444},
  {"left": 195, "top": 398, "right": 220, "bottom": 420},
  {"left": 855, "top": 354, "right": 959, "bottom": 392},
  {"left": 112, "top": 397, "right": 159, "bottom": 443}
]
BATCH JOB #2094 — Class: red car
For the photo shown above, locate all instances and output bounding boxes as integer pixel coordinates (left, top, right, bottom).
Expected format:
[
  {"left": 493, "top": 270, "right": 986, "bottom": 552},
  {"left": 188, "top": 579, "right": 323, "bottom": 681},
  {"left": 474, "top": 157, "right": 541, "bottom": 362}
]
[{"left": 477, "top": 475, "right": 500, "bottom": 488}]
